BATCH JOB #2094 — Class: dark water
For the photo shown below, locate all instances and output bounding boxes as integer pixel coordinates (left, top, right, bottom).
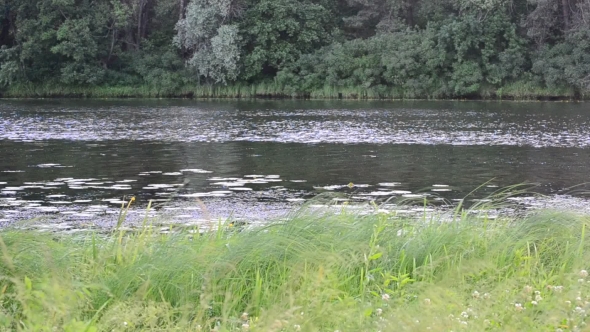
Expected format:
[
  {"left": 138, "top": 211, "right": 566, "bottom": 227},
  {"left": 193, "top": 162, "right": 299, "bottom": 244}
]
[{"left": 1, "top": 99, "right": 590, "bottom": 226}]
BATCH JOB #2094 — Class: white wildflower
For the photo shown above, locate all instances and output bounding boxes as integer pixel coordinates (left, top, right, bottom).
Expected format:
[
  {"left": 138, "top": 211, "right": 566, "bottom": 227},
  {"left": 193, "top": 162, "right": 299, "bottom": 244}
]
[
  {"left": 483, "top": 293, "right": 491, "bottom": 299},
  {"left": 581, "top": 270, "right": 588, "bottom": 278},
  {"left": 524, "top": 285, "right": 533, "bottom": 293},
  {"left": 472, "top": 291, "right": 480, "bottom": 299},
  {"left": 424, "top": 298, "right": 431, "bottom": 305},
  {"left": 531, "top": 301, "right": 538, "bottom": 306},
  {"left": 241, "top": 323, "right": 250, "bottom": 330},
  {"left": 535, "top": 294, "right": 543, "bottom": 301},
  {"left": 515, "top": 303, "right": 524, "bottom": 312},
  {"left": 382, "top": 293, "right": 390, "bottom": 301}
]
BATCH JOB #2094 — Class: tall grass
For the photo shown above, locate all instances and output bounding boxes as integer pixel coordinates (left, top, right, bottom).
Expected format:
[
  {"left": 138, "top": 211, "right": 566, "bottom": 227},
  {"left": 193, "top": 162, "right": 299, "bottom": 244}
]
[
  {"left": 1, "top": 82, "right": 584, "bottom": 100},
  {"left": 1, "top": 205, "right": 589, "bottom": 331}
]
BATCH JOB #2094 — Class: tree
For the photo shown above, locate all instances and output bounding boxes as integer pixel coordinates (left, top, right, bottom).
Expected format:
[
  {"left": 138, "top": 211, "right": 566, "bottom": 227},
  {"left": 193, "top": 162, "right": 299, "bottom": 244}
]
[{"left": 174, "top": 0, "right": 242, "bottom": 84}]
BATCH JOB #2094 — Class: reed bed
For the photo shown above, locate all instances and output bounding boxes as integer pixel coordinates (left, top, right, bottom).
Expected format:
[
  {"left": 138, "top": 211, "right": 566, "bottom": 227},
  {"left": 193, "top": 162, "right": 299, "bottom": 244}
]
[{"left": 1, "top": 82, "right": 582, "bottom": 100}]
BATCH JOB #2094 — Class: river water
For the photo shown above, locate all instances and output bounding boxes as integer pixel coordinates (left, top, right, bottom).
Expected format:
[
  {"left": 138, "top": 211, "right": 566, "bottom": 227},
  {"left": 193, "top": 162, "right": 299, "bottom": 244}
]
[{"left": 1, "top": 99, "right": 590, "bottom": 228}]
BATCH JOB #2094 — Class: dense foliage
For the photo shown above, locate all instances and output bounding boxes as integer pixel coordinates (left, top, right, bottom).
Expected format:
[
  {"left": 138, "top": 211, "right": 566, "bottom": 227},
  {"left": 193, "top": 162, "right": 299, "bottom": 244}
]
[{"left": 0, "top": 0, "right": 589, "bottom": 98}]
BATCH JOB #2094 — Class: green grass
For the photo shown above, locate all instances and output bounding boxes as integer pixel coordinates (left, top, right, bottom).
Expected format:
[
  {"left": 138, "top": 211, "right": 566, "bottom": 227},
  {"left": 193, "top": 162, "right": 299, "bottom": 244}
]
[
  {"left": 1, "top": 82, "right": 585, "bottom": 100},
  {"left": 1, "top": 205, "right": 590, "bottom": 331}
]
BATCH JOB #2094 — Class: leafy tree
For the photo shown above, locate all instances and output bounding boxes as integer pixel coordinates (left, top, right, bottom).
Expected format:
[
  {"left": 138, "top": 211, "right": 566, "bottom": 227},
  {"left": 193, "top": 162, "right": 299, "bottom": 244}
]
[
  {"left": 239, "top": 0, "right": 338, "bottom": 81},
  {"left": 174, "top": 0, "right": 242, "bottom": 84}
]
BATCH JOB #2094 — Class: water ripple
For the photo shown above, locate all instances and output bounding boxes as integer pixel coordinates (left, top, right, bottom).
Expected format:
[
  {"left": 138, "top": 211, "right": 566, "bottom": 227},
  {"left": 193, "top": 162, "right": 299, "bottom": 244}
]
[{"left": 1, "top": 101, "right": 590, "bottom": 147}]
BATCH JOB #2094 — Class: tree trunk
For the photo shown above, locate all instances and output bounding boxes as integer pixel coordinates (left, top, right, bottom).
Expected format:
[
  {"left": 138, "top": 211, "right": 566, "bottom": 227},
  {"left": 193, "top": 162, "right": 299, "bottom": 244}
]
[
  {"left": 562, "top": 0, "right": 571, "bottom": 31},
  {"left": 406, "top": 0, "right": 415, "bottom": 27},
  {"left": 179, "top": 0, "right": 186, "bottom": 21}
]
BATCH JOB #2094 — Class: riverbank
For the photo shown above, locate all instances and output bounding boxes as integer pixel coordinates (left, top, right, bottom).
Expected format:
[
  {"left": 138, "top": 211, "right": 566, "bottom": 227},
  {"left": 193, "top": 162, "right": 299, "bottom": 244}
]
[
  {"left": 0, "top": 82, "right": 584, "bottom": 100},
  {"left": 1, "top": 209, "right": 589, "bottom": 331}
]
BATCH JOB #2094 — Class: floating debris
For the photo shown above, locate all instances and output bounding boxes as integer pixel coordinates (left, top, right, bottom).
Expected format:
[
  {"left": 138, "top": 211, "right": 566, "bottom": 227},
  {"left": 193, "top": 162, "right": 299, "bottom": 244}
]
[
  {"left": 46, "top": 194, "right": 67, "bottom": 198},
  {"left": 180, "top": 169, "right": 213, "bottom": 174},
  {"left": 378, "top": 182, "right": 400, "bottom": 187},
  {"left": 36, "top": 163, "right": 63, "bottom": 168}
]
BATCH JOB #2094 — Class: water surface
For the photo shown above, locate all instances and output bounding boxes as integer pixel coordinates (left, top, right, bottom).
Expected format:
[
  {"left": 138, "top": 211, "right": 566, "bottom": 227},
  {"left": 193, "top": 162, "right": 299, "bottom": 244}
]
[{"left": 1, "top": 100, "right": 589, "bottom": 227}]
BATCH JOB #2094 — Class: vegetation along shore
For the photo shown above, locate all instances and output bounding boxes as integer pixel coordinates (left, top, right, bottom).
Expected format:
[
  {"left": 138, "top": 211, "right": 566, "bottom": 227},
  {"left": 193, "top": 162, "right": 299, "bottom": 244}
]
[
  {"left": 1, "top": 203, "right": 590, "bottom": 331},
  {"left": 0, "top": 0, "right": 589, "bottom": 100}
]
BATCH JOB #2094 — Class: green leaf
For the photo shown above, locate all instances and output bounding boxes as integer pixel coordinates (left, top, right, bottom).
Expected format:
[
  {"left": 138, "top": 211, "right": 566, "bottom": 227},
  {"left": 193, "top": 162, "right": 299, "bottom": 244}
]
[{"left": 369, "top": 252, "right": 383, "bottom": 261}]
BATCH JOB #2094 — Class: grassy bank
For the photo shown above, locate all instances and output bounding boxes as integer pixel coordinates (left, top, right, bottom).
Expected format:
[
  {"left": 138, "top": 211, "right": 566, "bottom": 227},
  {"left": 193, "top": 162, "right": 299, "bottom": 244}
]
[
  {"left": 1, "top": 208, "right": 590, "bottom": 331},
  {"left": 0, "top": 82, "right": 583, "bottom": 100}
]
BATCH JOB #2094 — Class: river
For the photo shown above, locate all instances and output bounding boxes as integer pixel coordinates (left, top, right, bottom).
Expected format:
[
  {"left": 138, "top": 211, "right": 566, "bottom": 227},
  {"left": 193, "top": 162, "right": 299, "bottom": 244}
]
[{"left": 1, "top": 99, "right": 589, "bottom": 229}]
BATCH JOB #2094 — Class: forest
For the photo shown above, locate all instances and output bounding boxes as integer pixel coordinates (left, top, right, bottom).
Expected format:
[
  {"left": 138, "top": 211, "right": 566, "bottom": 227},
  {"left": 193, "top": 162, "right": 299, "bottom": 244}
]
[{"left": 0, "top": 0, "right": 589, "bottom": 99}]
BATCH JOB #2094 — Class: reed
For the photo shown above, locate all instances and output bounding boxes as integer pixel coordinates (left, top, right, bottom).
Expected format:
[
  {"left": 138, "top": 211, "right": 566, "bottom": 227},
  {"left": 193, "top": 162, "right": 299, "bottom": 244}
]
[
  {"left": 1, "top": 82, "right": 584, "bottom": 100},
  {"left": 1, "top": 201, "right": 589, "bottom": 331}
]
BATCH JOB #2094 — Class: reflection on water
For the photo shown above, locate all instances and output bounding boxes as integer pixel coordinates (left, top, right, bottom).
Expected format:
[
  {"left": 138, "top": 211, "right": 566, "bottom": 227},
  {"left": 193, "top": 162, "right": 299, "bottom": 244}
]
[{"left": 1, "top": 100, "right": 590, "bottom": 226}]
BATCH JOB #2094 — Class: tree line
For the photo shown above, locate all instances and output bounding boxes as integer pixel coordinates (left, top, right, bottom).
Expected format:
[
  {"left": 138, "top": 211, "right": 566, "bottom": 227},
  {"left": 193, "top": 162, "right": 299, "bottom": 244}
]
[{"left": 0, "top": 0, "right": 589, "bottom": 98}]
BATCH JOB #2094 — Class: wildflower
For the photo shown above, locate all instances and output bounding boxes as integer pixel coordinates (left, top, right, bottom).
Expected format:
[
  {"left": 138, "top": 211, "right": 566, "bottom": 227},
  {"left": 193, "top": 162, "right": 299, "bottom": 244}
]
[
  {"left": 472, "top": 291, "right": 480, "bottom": 299},
  {"left": 123, "top": 321, "right": 128, "bottom": 326},
  {"left": 241, "top": 312, "right": 249, "bottom": 321},
  {"left": 460, "top": 321, "right": 468, "bottom": 326},
  {"left": 294, "top": 325, "right": 301, "bottom": 331},
  {"left": 515, "top": 303, "right": 524, "bottom": 312},
  {"left": 241, "top": 323, "right": 250, "bottom": 330},
  {"left": 566, "top": 301, "right": 572, "bottom": 306},
  {"left": 424, "top": 298, "right": 431, "bottom": 305},
  {"left": 575, "top": 306, "right": 585, "bottom": 315},
  {"left": 581, "top": 270, "right": 589, "bottom": 278},
  {"left": 554, "top": 286, "right": 564, "bottom": 293},
  {"left": 524, "top": 285, "right": 533, "bottom": 294},
  {"left": 483, "top": 293, "right": 491, "bottom": 300},
  {"left": 376, "top": 308, "right": 383, "bottom": 316},
  {"left": 484, "top": 319, "right": 491, "bottom": 325},
  {"left": 531, "top": 301, "right": 538, "bottom": 306},
  {"left": 461, "top": 312, "right": 469, "bottom": 319},
  {"left": 382, "top": 293, "right": 390, "bottom": 301},
  {"left": 579, "top": 279, "right": 585, "bottom": 283},
  {"left": 535, "top": 295, "right": 543, "bottom": 301}
]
